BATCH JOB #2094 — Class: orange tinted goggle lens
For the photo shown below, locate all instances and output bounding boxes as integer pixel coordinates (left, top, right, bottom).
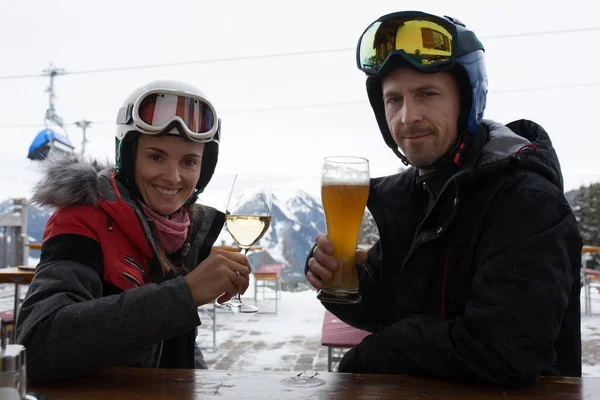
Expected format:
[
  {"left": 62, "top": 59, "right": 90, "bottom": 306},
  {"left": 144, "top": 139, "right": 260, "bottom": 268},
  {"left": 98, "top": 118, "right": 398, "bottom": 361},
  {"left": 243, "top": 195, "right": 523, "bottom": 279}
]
[
  {"left": 138, "top": 93, "right": 215, "bottom": 133},
  {"left": 359, "top": 18, "right": 453, "bottom": 73}
]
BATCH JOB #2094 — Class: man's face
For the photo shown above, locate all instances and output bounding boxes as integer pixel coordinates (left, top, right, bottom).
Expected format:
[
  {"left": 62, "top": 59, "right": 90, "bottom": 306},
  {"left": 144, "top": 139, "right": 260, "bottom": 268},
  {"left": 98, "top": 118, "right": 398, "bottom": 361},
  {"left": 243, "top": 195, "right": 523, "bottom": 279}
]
[{"left": 382, "top": 68, "right": 461, "bottom": 172}]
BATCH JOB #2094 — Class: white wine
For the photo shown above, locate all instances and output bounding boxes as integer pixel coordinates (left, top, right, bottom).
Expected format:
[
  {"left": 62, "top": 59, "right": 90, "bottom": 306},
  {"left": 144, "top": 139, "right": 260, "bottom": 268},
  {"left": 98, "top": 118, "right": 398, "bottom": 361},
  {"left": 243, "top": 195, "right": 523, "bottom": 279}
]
[{"left": 226, "top": 215, "right": 271, "bottom": 248}]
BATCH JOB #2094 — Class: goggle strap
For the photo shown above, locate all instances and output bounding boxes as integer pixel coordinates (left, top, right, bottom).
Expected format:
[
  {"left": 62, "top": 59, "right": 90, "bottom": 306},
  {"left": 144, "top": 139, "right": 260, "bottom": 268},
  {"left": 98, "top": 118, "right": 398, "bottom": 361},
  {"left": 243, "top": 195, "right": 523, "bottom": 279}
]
[
  {"left": 213, "top": 119, "right": 221, "bottom": 143},
  {"left": 186, "top": 189, "right": 202, "bottom": 205},
  {"left": 125, "top": 103, "right": 134, "bottom": 124},
  {"left": 456, "top": 32, "right": 485, "bottom": 55},
  {"left": 116, "top": 104, "right": 134, "bottom": 125}
]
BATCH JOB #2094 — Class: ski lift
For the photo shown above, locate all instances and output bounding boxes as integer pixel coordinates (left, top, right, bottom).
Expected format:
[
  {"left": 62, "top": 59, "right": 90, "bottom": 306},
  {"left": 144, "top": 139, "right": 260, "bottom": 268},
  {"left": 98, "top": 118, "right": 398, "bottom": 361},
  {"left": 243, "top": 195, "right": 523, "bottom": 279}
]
[
  {"left": 27, "top": 128, "right": 74, "bottom": 161},
  {"left": 26, "top": 64, "right": 75, "bottom": 161}
]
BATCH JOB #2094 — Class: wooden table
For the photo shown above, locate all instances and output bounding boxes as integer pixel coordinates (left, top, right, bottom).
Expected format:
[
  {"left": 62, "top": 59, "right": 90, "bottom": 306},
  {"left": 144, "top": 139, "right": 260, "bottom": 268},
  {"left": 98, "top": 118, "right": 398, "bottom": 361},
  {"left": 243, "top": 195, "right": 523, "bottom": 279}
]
[
  {"left": 29, "top": 367, "right": 599, "bottom": 399},
  {"left": 0, "top": 267, "right": 35, "bottom": 323},
  {"left": 583, "top": 245, "right": 600, "bottom": 255},
  {"left": 25, "top": 243, "right": 42, "bottom": 251}
]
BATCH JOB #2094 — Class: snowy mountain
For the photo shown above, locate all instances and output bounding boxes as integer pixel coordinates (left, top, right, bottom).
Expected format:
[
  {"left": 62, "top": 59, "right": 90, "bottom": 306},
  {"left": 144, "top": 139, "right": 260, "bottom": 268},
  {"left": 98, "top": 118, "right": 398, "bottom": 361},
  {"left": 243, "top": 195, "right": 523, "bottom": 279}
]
[
  {"left": 217, "top": 190, "right": 325, "bottom": 290},
  {"left": 259, "top": 190, "right": 325, "bottom": 288},
  {"left": 6, "top": 183, "right": 594, "bottom": 287}
]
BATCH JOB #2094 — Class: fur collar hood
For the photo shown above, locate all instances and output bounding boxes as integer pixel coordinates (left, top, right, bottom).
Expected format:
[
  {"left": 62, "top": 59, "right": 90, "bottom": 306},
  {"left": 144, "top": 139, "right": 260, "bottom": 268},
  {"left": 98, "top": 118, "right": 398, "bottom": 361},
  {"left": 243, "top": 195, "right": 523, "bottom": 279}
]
[{"left": 32, "top": 153, "right": 113, "bottom": 208}]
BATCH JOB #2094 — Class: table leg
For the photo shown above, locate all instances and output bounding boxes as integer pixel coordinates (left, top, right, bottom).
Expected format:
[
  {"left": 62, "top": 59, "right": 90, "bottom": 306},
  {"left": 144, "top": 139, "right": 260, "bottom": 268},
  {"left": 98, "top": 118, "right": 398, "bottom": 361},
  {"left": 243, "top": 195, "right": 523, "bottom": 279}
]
[
  {"left": 212, "top": 302, "right": 216, "bottom": 350},
  {"left": 12, "top": 284, "right": 20, "bottom": 343},
  {"left": 275, "top": 277, "right": 278, "bottom": 315},
  {"left": 587, "top": 280, "right": 592, "bottom": 316},
  {"left": 254, "top": 276, "right": 258, "bottom": 305}
]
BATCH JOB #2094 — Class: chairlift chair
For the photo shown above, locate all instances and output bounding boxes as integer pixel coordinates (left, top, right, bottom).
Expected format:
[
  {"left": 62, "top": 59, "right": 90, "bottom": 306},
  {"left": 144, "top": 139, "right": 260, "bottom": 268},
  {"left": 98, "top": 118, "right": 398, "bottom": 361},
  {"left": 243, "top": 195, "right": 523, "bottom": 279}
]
[{"left": 27, "top": 128, "right": 74, "bottom": 161}]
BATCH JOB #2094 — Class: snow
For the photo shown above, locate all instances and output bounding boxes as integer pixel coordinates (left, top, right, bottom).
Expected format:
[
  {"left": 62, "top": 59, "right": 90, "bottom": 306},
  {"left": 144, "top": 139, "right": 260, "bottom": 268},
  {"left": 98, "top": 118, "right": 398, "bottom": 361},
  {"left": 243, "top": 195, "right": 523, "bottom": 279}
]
[
  {"left": 260, "top": 223, "right": 285, "bottom": 263},
  {"left": 203, "top": 286, "right": 323, "bottom": 341},
  {"left": 583, "top": 364, "right": 600, "bottom": 378},
  {"left": 287, "top": 191, "right": 322, "bottom": 214},
  {"left": 196, "top": 281, "right": 327, "bottom": 372},
  {"left": 272, "top": 194, "right": 297, "bottom": 222}
]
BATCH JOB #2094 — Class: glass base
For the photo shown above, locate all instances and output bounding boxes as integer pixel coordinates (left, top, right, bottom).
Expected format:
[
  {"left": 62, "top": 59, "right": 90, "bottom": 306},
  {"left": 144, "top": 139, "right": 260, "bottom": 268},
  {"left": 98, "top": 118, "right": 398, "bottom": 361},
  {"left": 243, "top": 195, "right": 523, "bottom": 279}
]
[
  {"left": 239, "top": 303, "right": 258, "bottom": 313},
  {"left": 317, "top": 288, "right": 361, "bottom": 304},
  {"left": 215, "top": 301, "right": 258, "bottom": 313},
  {"left": 281, "top": 373, "right": 325, "bottom": 387}
]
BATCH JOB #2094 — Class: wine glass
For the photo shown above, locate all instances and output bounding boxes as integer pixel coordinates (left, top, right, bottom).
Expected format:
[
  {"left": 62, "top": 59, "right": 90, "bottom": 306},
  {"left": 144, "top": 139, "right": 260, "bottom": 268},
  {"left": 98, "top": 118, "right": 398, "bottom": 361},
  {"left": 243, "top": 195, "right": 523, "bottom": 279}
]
[{"left": 216, "top": 175, "right": 272, "bottom": 313}]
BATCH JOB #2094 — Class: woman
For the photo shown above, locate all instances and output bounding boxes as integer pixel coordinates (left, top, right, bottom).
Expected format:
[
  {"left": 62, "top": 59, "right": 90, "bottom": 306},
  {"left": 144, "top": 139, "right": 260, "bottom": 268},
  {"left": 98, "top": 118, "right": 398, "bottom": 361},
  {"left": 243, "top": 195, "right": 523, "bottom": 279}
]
[{"left": 16, "top": 80, "right": 251, "bottom": 384}]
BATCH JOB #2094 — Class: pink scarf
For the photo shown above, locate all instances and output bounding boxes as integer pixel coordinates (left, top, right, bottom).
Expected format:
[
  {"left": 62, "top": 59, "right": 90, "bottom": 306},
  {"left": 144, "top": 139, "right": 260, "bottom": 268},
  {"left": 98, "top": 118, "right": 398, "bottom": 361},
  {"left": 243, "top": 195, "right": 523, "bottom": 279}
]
[{"left": 140, "top": 203, "right": 190, "bottom": 254}]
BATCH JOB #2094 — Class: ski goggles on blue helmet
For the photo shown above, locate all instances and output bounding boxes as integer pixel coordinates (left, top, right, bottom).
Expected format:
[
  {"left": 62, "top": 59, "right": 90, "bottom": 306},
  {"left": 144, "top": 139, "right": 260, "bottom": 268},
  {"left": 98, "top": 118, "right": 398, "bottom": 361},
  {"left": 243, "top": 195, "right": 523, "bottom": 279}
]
[
  {"left": 117, "top": 88, "right": 219, "bottom": 143},
  {"left": 357, "top": 11, "right": 483, "bottom": 75},
  {"left": 357, "top": 11, "right": 487, "bottom": 135}
]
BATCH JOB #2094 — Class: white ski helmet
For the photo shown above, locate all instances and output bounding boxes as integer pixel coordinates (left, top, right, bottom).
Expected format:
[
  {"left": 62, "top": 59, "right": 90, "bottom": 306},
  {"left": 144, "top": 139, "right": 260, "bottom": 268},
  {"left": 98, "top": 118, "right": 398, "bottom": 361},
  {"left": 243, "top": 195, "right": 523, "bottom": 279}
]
[{"left": 115, "top": 80, "right": 221, "bottom": 194}]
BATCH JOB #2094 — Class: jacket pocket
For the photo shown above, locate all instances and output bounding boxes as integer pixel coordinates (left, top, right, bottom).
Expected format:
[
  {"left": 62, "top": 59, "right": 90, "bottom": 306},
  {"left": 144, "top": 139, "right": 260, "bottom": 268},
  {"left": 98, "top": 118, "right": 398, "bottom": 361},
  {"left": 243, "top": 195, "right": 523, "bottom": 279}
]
[
  {"left": 103, "top": 253, "right": 149, "bottom": 291},
  {"left": 123, "top": 256, "right": 150, "bottom": 281}
]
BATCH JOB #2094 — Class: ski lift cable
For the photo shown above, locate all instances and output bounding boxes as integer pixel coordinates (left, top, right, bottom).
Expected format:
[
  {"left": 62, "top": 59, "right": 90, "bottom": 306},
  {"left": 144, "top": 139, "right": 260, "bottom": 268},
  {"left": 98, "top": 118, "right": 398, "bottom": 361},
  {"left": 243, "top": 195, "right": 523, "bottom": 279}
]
[
  {"left": 1, "top": 79, "right": 600, "bottom": 131},
  {"left": 0, "top": 26, "right": 598, "bottom": 80}
]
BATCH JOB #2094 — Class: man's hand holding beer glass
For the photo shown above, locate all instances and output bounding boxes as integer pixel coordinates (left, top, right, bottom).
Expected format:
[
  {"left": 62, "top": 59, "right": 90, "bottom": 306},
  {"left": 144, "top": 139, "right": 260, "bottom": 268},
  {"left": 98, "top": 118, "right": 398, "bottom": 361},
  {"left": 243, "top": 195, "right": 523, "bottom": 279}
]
[
  {"left": 308, "top": 156, "right": 370, "bottom": 304},
  {"left": 307, "top": 234, "right": 368, "bottom": 290}
]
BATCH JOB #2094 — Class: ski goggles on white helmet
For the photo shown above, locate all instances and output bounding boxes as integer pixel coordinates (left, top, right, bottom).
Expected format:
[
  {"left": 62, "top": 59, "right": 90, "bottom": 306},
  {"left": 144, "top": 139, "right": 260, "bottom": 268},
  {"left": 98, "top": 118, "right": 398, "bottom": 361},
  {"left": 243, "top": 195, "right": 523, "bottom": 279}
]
[
  {"left": 117, "top": 88, "right": 219, "bottom": 143},
  {"left": 357, "top": 11, "right": 480, "bottom": 77}
]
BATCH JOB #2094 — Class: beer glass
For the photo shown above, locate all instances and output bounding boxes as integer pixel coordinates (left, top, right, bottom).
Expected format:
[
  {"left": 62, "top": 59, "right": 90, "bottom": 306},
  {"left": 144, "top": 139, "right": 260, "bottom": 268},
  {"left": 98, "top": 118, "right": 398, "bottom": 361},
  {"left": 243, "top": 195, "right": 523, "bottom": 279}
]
[{"left": 318, "top": 156, "right": 369, "bottom": 304}]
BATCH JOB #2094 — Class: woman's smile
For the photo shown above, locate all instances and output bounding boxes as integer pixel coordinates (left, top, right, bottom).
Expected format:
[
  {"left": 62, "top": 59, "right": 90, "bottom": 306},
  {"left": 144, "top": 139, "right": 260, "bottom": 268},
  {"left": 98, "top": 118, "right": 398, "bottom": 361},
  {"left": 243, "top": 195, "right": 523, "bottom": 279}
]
[{"left": 153, "top": 185, "right": 181, "bottom": 197}]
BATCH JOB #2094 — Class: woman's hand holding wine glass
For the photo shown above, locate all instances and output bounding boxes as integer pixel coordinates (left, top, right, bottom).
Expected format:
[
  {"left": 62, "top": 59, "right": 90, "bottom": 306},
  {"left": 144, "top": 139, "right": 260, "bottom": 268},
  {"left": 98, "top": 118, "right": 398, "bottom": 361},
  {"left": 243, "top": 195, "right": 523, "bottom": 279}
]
[{"left": 184, "top": 248, "right": 252, "bottom": 307}]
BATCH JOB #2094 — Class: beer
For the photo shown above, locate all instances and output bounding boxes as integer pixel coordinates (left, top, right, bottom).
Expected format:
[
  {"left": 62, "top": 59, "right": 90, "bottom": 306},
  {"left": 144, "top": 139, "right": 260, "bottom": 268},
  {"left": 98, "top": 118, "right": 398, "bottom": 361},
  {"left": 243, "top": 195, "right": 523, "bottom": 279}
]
[
  {"left": 318, "top": 156, "right": 370, "bottom": 304},
  {"left": 321, "top": 183, "right": 369, "bottom": 289}
]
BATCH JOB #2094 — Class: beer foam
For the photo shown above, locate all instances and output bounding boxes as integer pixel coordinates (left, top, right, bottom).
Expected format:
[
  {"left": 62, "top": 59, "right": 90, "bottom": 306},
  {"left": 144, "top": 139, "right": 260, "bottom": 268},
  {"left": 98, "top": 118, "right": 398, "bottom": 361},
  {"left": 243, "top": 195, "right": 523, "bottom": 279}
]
[
  {"left": 321, "top": 157, "right": 370, "bottom": 185},
  {"left": 321, "top": 175, "right": 370, "bottom": 185}
]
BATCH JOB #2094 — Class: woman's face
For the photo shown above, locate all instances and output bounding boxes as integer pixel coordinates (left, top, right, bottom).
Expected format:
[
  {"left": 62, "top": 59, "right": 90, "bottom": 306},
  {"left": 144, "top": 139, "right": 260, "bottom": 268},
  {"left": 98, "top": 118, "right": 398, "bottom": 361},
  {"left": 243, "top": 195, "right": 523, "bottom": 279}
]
[{"left": 134, "top": 135, "right": 205, "bottom": 215}]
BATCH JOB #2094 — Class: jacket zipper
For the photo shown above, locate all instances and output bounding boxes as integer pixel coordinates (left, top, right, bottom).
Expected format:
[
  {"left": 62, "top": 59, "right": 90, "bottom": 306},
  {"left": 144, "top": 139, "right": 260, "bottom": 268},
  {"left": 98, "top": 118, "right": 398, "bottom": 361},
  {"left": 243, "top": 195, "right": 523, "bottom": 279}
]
[
  {"left": 126, "top": 198, "right": 166, "bottom": 281},
  {"left": 121, "top": 271, "right": 142, "bottom": 288},
  {"left": 401, "top": 176, "right": 462, "bottom": 271},
  {"left": 126, "top": 198, "right": 168, "bottom": 368},
  {"left": 440, "top": 258, "right": 449, "bottom": 318}
]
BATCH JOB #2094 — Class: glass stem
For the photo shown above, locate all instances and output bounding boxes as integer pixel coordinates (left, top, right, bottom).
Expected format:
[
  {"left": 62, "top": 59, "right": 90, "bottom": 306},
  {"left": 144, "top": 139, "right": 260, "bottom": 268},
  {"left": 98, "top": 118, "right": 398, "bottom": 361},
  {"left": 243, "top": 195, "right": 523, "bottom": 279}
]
[{"left": 236, "top": 248, "right": 250, "bottom": 303}]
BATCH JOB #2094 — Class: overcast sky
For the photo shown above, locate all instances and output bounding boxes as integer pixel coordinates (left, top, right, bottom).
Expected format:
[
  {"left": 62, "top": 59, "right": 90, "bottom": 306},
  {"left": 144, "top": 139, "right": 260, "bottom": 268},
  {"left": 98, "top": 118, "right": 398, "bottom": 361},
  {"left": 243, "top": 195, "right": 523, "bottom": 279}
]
[{"left": 0, "top": 0, "right": 598, "bottom": 209}]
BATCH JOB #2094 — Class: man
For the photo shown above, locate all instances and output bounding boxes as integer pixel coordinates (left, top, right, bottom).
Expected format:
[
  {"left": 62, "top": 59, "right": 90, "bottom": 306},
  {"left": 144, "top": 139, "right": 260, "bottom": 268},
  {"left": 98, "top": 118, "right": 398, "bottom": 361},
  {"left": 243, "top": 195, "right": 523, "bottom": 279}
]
[{"left": 306, "top": 11, "right": 582, "bottom": 386}]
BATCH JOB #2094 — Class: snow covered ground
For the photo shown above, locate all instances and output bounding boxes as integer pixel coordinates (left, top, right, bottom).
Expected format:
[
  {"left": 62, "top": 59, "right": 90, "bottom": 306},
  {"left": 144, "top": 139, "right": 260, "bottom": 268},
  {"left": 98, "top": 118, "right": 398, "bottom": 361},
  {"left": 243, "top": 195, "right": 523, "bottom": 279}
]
[
  {"left": 1, "top": 272, "right": 598, "bottom": 377},
  {"left": 196, "top": 284, "right": 329, "bottom": 372}
]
